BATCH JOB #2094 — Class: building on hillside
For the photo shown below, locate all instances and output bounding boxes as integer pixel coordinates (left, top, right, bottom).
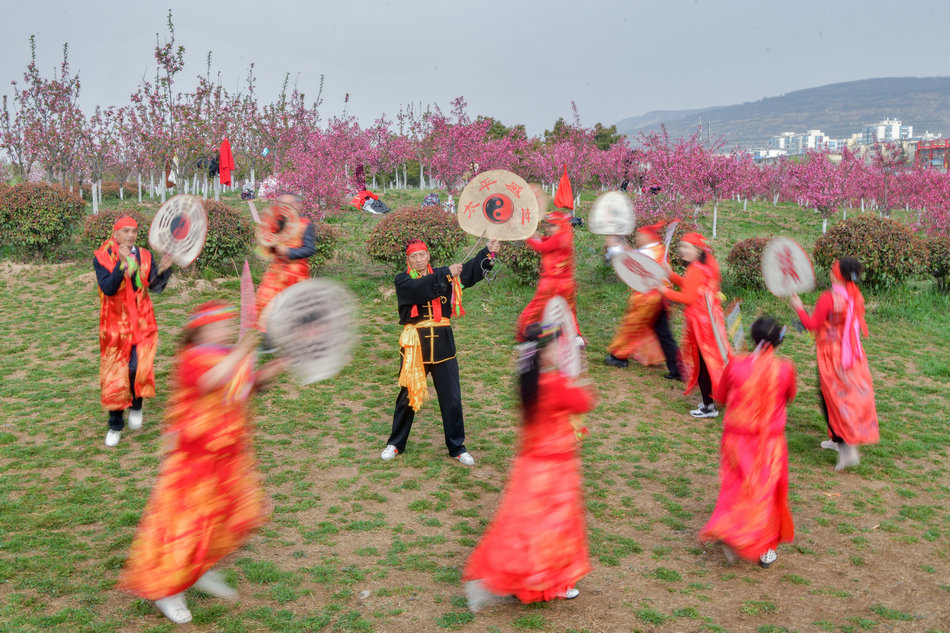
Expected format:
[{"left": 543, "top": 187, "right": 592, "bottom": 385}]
[
  {"left": 861, "top": 118, "right": 913, "bottom": 144},
  {"left": 769, "top": 129, "right": 837, "bottom": 155}
]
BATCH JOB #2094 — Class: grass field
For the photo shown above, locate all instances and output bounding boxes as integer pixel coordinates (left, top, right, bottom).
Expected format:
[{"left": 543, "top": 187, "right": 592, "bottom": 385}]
[{"left": 0, "top": 193, "right": 948, "bottom": 633}]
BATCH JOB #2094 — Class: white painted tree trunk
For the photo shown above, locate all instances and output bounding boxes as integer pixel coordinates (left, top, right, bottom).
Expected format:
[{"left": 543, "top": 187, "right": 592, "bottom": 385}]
[
  {"left": 161, "top": 184, "right": 166, "bottom": 203},
  {"left": 91, "top": 183, "right": 98, "bottom": 215},
  {"left": 773, "top": 194, "right": 779, "bottom": 205},
  {"left": 250, "top": 167, "right": 255, "bottom": 188},
  {"left": 214, "top": 179, "right": 220, "bottom": 201},
  {"left": 149, "top": 171, "right": 155, "bottom": 200},
  {"left": 861, "top": 198, "right": 865, "bottom": 212},
  {"left": 743, "top": 199, "right": 747, "bottom": 212},
  {"left": 137, "top": 173, "right": 142, "bottom": 203},
  {"left": 843, "top": 207, "right": 848, "bottom": 220},
  {"left": 712, "top": 200, "right": 719, "bottom": 238},
  {"left": 822, "top": 217, "right": 828, "bottom": 233},
  {"left": 419, "top": 164, "right": 424, "bottom": 189}
]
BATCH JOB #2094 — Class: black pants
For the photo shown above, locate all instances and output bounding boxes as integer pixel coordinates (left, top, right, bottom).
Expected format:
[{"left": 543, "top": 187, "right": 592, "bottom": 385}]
[
  {"left": 108, "top": 346, "right": 143, "bottom": 431},
  {"left": 817, "top": 370, "right": 844, "bottom": 442},
  {"left": 697, "top": 354, "right": 714, "bottom": 407},
  {"left": 653, "top": 306, "right": 681, "bottom": 376},
  {"left": 388, "top": 357, "right": 466, "bottom": 457}
]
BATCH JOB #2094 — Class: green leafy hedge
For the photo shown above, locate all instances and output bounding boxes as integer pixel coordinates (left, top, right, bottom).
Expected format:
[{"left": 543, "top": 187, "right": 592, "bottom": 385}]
[
  {"left": 308, "top": 221, "right": 340, "bottom": 272},
  {"left": 500, "top": 239, "right": 541, "bottom": 285},
  {"left": 197, "top": 200, "right": 254, "bottom": 272},
  {"left": 812, "top": 216, "right": 928, "bottom": 289},
  {"left": 0, "top": 182, "right": 85, "bottom": 259},
  {"left": 366, "top": 206, "right": 466, "bottom": 270},
  {"left": 726, "top": 236, "right": 771, "bottom": 289},
  {"left": 926, "top": 234, "right": 950, "bottom": 292}
]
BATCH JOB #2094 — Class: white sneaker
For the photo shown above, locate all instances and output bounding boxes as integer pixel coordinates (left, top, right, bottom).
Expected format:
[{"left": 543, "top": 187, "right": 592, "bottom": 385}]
[
  {"left": 820, "top": 440, "right": 839, "bottom": 452},
  {"left": 759, "top": 549, "right": 777, "bottom": 568},
  {"left": 105, "top": 430, "right": 121, "bottom": 447},
  {"left": 690, "top": 403, "right": 719, "bottom": 418},
  {"left": 454, "top": 452, "right": 475, "bottom": 466},
  {"left": 155, "top": 592, "right": 192, "bottom": 624},
  {"left": 835, "top": 444, "right": 861, "bottom": 471},
  {"left": 559, "top": 587, "right": 580, "bottom": 599},
  {"left": 380, "top": 445, "right": 399, "bottom": 461},
  {"left": 193, "top": 570, "right": 238, "bottom": 600},
  {"left": 128, "top": 408, "right": 143, "bottom": 431}
]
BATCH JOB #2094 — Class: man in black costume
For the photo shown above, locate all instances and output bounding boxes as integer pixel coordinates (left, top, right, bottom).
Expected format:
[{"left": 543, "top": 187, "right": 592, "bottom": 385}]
[{"left": 381, "top": 238, "right": 500, "bottom": 466}]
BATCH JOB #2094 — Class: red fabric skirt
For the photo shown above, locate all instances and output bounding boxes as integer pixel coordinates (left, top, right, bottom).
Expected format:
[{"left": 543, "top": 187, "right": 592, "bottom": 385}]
[{"left": 464, "top": 451, "right": 590, "bottom": 603}]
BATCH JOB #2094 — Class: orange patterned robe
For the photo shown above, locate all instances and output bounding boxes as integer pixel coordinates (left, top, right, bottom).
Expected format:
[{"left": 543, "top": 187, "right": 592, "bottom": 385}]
[
  {"left": 255, "top": 218, "right": 311, "bottom": 330},
  {"left": 700, "top": 349, "right": 796, "bottom": 560},
  {"left": 464, "top": 372, "right": 595, "bottom": 602},
  {"left": 118, "top": 344, "right": 268, "bottom": 600},
  {"left": 516, "top": 227, "right": 581, "bottom": 340},
  {"left": 796, "top": 286, "right": 878, "bottom": 445},
  {"left": 94, "top": 239, "right": 160, "bottom": 410},
  {"left": 607, "top": 242, "right": 666, "bottom": 365}
]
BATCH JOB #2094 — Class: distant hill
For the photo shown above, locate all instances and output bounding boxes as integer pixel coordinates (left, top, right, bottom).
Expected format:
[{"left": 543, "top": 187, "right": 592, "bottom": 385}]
[{"left": 616, "top": 77, "right": 950, "bottom": 147}]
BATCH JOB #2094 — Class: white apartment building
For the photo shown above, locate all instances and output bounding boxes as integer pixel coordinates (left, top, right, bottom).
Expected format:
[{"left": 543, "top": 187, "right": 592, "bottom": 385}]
[
  {"left": 769, "top": 129, "right": 830, "bottom": 155},
  {"left": 861, "top": 118, "right": 913, "bottom": 144}
]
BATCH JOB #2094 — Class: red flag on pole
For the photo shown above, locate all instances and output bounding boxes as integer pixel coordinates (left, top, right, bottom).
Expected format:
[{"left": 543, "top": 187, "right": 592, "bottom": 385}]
[{"left": 554, "top": 165, "right": 574, "bottom": 210}]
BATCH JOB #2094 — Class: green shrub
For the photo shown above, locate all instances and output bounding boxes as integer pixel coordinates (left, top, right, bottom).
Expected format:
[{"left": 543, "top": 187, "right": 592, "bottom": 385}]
[
  {"left": 308, "top": 221, "right": 340, "bottom": 271},
  {"left": 813, "top": 216, "right": 928, "bottom": 289},
  {"left": 82, "top": 208, "right": 151, "bottom": 251},
  {"left": 366, "top": 205, "right": 466, "bottom": 270},
  {"left": 501, "top": 239, "right": 541, "bottom": 284},
  {"left": 196, "top": 200, "right": 254, "bottom": 273},
  {"left": 726, "top": 236, "right": 771, "bottom": 289},
  {"left": 926, "top": 234, "right": 950, "bottom": 292},
  {"left": 0, "top": 182, "right": 85, "bottom": 259}
]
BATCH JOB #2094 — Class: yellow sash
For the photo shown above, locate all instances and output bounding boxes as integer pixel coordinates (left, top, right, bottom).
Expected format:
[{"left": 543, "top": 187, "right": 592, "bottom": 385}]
[{"left": 398, "top": 318, "right": 451, "bottom": 411}]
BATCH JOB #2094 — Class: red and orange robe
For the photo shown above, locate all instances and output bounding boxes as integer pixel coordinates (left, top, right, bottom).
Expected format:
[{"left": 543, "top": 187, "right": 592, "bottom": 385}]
[
  {"left": 118, "top": 343, "right": 268, "bottom": 600},
  {"left": 607, "top": 241, "right": 667, "bottom": 365},
  {"left": 660, "top": 260, "right": 731, "bottom": 395},
  {"left": 464, "top": 371, "right": 595, "bottom": 602},
  {"left": 255, "top": 219, "right": 315, "bottom": 330},
  {"left": 700, "top": 349, "right": 796, "bottom": 560},
  {"left": 516, "top": 225, "right": 582, "bottom": 340},
  {"left": 795, "top": 284, "right": 878, "bottom": 446},
  {"left": 93, "top": 239, "right": 170, "bottom": 410}
]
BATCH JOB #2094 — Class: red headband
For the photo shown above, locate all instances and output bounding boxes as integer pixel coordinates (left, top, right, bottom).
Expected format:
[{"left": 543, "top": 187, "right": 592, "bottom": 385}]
[
  {"left": 831, "top": 260, "right": 844, "bottom": 283},
  {"left": 113, "top": 216, "right": 138, "bottom": 231},
  {"left": 637, "top": 222, "right": 662, "bottom": 241},
  {"left": 186, "top": 301, "right": 237, "bottom": 330},
  {"left": 406, "top": 241, "right": 429, "bottom": 255},
  {"left": 681, "top": 232, "right": 708, "bottom": 250}
]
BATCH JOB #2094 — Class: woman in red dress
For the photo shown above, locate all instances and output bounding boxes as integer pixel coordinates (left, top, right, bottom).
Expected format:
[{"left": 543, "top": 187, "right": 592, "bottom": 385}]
[
  {"left": 658, "top": 232, "right": 731, "bottom": 418},
  {"left": 700, "top": 317, "right": 796, "bottom": 568},
  {"left": 791, "top": 257, "right": 878, "bottom": 471},
  {"left": 118, "top": 301, "right": 287, "bottom": 624},
  {"left": 464, "top": 323, "right": 596, "bottom": 611}
]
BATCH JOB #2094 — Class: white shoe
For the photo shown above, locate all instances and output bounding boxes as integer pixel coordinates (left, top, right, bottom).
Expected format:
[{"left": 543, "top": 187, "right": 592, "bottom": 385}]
[
  {"left": 128, "top": 408, "right": 143, "bottom": 431},
  {"left": 105, "top": 430, "right": 121, "bottom": 447},
  {"left": 454, "top": 452, "right": 475, "bottom": 466},
  {"left": 155, "top": 593, "right": 192, "bottom": 624},
  {"left": 559, "top": 587, "right": 580, "bottom": 599},
  {"left": 690, "top": 403, "right": 719, "bottom": 418},
  {"left": 759, "top": 549, "right": 777, "bottom": 568},
  {"left": 193, "top": 570, "right": 238, "bottom": 600},
  {"left": 835, "top": 444, "right": 861, "bottom": 471},
  {"left": 380, "top": 445, "right": 399, "bottom": 461},
  {"left": 820, "top": 440, "right": 839, "bottom": 452}
]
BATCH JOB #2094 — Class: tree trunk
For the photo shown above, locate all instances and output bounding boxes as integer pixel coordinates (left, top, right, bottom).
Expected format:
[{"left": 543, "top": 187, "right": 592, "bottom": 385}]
[
  {"left": 250, "top": 167, "right": 255, "bottom": 189},
  {"left": 419, "top": 164, "right": 424, "bottom": 189},
  {"left": 137, "top": 173, "right": 142, "bottom": 203},
  {"left": 743, "top": 198, "right": 747, "bottom": 212},
  {"left": 712, "top": 200, "right": 718, "bottom": 238},
  {"left": 822, "top": 217, "right": 828, "bottom": 233},
  {"left": 161, "top": 183, "right": 166, "bottom": 203},
  {"left": 149, "top": 171, "right": 155, "bottom": 200},
  {"left": 214, "top": 179, "right": 220, "bottom": 201},
  {"left": 861, "top": 198, "right": 865, "bottom": 213},
  {"left": 773, "top": 194, "right": 779, "bottom": 205},
  {"left": 843, "top": 207, "right": 847, "bottom": 220}
]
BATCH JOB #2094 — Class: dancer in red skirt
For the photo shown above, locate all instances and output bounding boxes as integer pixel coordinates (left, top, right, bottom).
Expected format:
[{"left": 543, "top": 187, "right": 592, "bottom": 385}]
[{"left": 464, "top": 322, "right": 596, "bottom": 611}]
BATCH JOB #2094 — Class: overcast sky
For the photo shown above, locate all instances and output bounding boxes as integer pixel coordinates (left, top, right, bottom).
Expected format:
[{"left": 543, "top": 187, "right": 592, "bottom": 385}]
[{"left": 3, "top": 0, "right": 948, "bottom": 135}]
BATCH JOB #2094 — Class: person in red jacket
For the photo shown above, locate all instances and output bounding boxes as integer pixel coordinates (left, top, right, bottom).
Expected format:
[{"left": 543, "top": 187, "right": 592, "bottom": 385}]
[
  {"left": 93, "top": 216, "right": 173, "bottom": 446},
  {"left": 658, "top": 232, "right": 730, "bottom": 418},
  {"left": 790, "top": 257, "right": 878, "bottom": 471},
  {"left": 515, "top": 211, "right": 582, "bottom": 342}
]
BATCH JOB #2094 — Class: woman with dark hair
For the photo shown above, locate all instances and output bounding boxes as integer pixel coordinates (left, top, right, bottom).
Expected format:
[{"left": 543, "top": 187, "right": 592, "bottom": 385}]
[
  {"left": 791, "top": 257, "right": 878, "bottom": 471},
  {"left": 658, "top": 232, "right": 731, "bottom": 418},
  {"left": 699, "top": 317, "right": 796, "bottom": 568},
  {"left": 464, "top": 323, "right": 596, "bottom": 611}
]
